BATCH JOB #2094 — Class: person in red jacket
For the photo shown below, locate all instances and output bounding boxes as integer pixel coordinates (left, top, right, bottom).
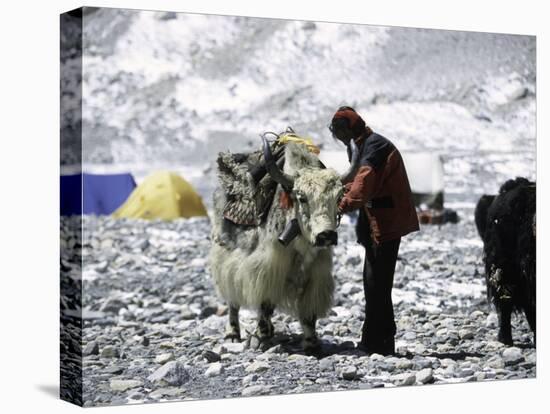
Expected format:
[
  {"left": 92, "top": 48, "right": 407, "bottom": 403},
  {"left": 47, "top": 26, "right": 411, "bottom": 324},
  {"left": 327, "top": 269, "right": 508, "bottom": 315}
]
[{"left": 330, "top": 106, "right": 419, "bottom": 355}]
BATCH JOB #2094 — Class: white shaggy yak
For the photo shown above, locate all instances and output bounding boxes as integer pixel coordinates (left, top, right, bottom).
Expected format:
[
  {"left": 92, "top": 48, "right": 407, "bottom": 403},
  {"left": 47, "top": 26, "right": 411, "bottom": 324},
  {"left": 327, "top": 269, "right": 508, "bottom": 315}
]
[{"left": 209, "top": 136, "right": 359, "bottom": 351}]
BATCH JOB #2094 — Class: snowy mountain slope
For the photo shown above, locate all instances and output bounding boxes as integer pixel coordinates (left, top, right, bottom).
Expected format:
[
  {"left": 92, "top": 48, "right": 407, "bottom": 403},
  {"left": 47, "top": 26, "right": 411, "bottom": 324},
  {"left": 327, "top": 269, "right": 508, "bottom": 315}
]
[{"left": 62, "top": 7, "right": 536, "bottom": 205}]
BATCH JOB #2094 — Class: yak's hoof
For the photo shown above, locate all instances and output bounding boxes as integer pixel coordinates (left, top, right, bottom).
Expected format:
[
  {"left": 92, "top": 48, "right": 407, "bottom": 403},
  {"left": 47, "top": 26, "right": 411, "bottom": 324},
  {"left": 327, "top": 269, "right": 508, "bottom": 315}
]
[
  {"left": 302, "top": 337, "right": 321, "bottom": 355},
  {"left": 224, "top": 331, "right": 241, "bottom": 342},
  {"left": 498, "top": 332, "right": 513, "bottom": 346},
  {"left": 246, "top": 333, "right": 273, "bottom": 351},
  {"left": 257, "top": 321, "right": 275, "bottom": 340}
]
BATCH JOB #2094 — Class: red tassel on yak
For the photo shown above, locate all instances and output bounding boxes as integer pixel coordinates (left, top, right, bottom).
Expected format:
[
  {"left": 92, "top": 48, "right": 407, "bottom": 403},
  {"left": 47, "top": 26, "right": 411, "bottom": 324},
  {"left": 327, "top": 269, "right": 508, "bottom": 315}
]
[{"left": 279, "top": 191, "right": 294, "bottom": 209}]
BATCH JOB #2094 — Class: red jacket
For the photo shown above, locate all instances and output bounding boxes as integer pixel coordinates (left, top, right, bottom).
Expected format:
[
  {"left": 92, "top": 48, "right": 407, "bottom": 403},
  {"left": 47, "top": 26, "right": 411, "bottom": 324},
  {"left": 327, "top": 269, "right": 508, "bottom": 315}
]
[{"left": 339, "top": 131, "right": 419, "bottom": 244}]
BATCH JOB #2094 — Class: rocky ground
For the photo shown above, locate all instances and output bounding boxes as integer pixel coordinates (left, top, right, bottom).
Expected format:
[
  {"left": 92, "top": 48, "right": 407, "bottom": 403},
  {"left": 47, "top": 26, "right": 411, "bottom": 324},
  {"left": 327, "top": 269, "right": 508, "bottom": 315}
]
[{"left": 61, "top": 210, "right": 536, "bottom": 407}]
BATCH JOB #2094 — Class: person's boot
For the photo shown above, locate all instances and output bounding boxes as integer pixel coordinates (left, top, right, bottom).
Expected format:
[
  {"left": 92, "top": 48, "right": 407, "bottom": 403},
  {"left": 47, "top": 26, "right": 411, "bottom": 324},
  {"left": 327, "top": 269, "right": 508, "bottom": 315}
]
[
  {"left": 378, "top": 336, "right": 395, "bottom": 356},
  {"left": 358, "top": 335, "right": 395, "bottom": 356}
]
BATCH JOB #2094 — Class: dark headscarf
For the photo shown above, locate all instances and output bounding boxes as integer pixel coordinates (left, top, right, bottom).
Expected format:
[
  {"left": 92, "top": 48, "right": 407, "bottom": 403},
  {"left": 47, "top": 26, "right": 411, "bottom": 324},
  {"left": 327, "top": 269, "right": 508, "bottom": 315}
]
[{"left": 331, "top": 106, "right": 368, "bottom": 138}]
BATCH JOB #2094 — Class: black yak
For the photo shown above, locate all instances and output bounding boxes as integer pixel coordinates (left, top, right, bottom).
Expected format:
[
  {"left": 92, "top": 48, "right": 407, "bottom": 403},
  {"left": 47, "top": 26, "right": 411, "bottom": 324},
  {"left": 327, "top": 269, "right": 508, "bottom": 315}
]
[{"left": 474, "top": 177, "right": 536, "bottom": 346}]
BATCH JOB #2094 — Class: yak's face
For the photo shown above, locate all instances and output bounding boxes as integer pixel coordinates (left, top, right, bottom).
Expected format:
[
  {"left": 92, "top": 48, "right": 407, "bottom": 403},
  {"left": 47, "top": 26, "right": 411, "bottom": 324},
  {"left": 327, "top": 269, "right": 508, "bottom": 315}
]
[
  {"left": 292, "top": 168, "right": 344, "bottom": 247},
  {"left": 261, "top": 137, "right": 359, "bottom": 247}
]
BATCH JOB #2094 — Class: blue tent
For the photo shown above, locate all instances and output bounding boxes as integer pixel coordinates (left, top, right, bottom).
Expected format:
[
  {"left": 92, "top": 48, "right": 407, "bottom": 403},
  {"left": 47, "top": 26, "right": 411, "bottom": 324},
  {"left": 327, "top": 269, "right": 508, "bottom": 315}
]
[{"left": 60, "top": 173, "right": 136, "bottom": 216}]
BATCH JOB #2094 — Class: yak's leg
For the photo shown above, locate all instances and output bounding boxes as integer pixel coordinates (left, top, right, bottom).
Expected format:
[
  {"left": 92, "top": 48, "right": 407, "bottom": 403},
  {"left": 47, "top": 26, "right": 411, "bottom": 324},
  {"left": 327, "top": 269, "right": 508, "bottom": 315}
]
[
  {"left": 297, "top": 249, "right": 333, "bottom": 353},
  {"left": 524, "top": 304, "right": 536, "bottom": 345},
  {"left": 256, "top": 302, "right": 275, "bottom": 340},
  {"left": 300, "top": 315, "right": 319, "bottom": 352},
  {"left": 224, "top": 304, "right": 241, "bottom": 342},
  {"left": 246, "top": 303, "right": 275, "bottom": 350},
  {"left": 497, "top": 302, "right": 513, "bottom": 346}
]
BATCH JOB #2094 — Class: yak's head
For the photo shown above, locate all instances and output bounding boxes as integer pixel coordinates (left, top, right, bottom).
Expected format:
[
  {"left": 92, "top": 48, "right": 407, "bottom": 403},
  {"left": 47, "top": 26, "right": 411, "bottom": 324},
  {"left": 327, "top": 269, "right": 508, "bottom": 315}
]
[{"left": 262, "top": 135, "right": 360, "bottom": 247}]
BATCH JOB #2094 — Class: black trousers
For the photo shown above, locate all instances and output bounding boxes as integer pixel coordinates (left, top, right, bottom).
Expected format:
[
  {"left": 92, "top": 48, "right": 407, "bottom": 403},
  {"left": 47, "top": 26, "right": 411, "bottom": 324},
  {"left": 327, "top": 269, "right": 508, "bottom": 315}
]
[{"left": 360, "top": 237, "right": 401, "bottom": 353}]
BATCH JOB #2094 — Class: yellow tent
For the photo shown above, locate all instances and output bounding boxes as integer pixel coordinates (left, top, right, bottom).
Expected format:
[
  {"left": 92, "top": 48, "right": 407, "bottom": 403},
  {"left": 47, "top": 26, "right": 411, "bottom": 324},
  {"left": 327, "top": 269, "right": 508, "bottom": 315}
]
[{"left": 113, "top": 171, "right": 207, "bottom": 220}]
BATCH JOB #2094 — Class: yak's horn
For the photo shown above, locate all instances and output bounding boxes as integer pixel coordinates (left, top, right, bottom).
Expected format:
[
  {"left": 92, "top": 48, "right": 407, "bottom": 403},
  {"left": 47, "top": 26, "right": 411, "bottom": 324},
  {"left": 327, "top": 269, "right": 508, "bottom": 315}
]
[{"left": 262, "top": 134, "right": 294, "bottom": 191}]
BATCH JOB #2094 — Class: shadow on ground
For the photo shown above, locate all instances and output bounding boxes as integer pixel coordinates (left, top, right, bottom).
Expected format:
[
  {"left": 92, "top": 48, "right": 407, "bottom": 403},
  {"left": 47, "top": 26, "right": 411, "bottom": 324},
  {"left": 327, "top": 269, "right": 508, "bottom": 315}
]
[
  {"left": 244, "top": 332, "right": 533, "bottom": 361},
  {"left": 36, "top": 384, "right": 59, "bottom": 399}
]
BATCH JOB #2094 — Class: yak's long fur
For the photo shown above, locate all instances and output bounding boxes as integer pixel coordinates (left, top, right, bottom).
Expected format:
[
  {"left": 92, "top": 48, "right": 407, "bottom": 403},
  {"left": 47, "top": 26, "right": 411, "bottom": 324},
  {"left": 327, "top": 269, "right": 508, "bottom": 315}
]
[{"left": 210, "top": 142, "right": 340, "bottom": 326}]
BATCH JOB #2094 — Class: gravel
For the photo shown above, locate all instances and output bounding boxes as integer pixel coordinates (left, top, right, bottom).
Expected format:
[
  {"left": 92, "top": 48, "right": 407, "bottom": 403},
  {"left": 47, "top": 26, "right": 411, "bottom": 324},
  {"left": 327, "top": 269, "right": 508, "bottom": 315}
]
[{"left": 70, "top": 213, "right": 536, "bottom": 406}]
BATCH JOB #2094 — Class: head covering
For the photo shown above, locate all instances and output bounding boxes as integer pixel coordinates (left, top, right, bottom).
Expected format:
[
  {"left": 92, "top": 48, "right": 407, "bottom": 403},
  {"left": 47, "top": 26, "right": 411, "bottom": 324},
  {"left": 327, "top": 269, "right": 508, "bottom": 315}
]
[{"left": 331, "top": 107, "right": 366, "bottom": 138}]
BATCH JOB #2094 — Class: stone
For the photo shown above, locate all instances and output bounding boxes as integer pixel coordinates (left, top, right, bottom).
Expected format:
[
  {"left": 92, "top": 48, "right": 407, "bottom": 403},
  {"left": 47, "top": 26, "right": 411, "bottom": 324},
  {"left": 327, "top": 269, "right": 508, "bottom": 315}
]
[
  {"left": 149, "top": 387, "right": 183, "bottom": 399},
  {"left": 414, "top": 358, "right": 433, "bottom": 370},
  {"left": 484, "top": 371, "right": 497, "bottom": 379},
  {"left": 341, "top": 366, "right": 359, "bottom": 380},
  {"left": 436, "top": 328, "right": 448, "bottom": 337},
  {"left": 403, "top": 331, "right": 417, "bottom": 341},
  {"left": 110, "top": 379, "right": 143, "bottom": 392},
  {"left": 485, "top": 313, "right": 498, "bottom": 328},
  {"left": 104, "top": 365, "right": 124, "bottom": 375},
  {"left": 341, "top": 282, "right": 360, "bottom": 295},
  {"left": 264, "top": 344, "right": 284, "bottom": 354},
  {"left": 458, "top": 368, "right": 475, "bottom": 378},
  {"left": 242, "top": 374, "right": 258, "bottom": 385},
  {"left": 502, "top": 347, "right": 525, "bottom": 366},
  {"left": 378, "top": 362, "right": 396, "bottom": 372},
  {"left": 202, "top": 350, "right": 221, "bottom": 362},
  {"left": 147, "top": 361, "right": 190, "bottom": 386},
  {"left": 155, "top": 353, "right": 174, "bottom": 364},
  {"left": 159, "top": 341, "right": 176, "bottom": 349},
  {"left": 459, "top": 329, "right": 474, "bottom": 340},
  {"left": 322, "top": 323, "right": 335, "bottom": 336},
  {"left": 470, "top": 310, "right": 485, "bottom": 319},
  {"left": 369, "top": 353, "right": 384, "bottom": 362},
  {"left": 416, "top": 368, "right": 434, "bottom": 384},
  {"left": 476, "top": 372, "right": 486, "bottom": 381},
  {"left": 83, "top": 341, "right": 99, "bottom": 356},
  {"left": 288, "top": 354, "right": 308, "bottom": 362},
  {"left": 100, "top": 345, "right": 119, "bottom": 358},
  {"left": 200, "top": 305, "right": 218, "bottom": 319},
  {"left": 319, "top": 358, "right": 334, "bottom": 371},
  {"left": 100, "top": 297, "right": 127, "bottom": 313},
  {"left": 128, "top": 391, "right": 145, "bottom": 400},
  {"left": 245, "top": 361, "right": 270, "bottom": 373},
  {"left": 414, "top": 343, "right": 427, "bottom": 354},
  {"left": 241, "top": 385, "right": 270, "bottom": 397},
  {"left": 391, "top": 373, "right": 416, "bottom": 386},
  {"left": 95, "top": 261, "right": 110, "bottom": 273},
  {"left": 247, "top": 335, "right": 261, "bottom": 350},
  {"left": 395, "top": 359, "right": 414, "bottom": 370},
  {"left": 205, "top": 362, "right": 224, "bottom": 377},
  {"left": 221, "top": 342, "right": 245, "bottom": 354},
  {"left": 439, "top": 358, "right": 456, "bottom": 368}
]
